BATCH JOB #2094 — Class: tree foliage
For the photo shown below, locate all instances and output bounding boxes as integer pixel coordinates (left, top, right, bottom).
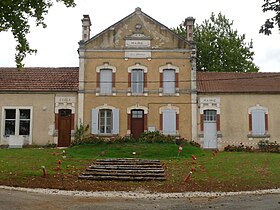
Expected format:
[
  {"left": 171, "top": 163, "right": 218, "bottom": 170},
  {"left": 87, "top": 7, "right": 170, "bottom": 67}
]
[
  {"left": 0, "top": 0, "right": 76, "bottom": 68},
  {"left": 173, "top": 13, "right": 259, "bottom": 72},
  {"left": 260, "top": 0, "right": 280, "bottom": 35}
]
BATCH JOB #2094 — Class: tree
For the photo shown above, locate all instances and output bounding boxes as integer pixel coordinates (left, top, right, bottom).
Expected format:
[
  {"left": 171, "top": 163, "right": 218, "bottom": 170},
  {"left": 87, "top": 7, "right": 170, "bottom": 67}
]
[
  {"left": 0, "top": 0, "right": 76, "bottom": 68},
  {"left": 259, "top": 0, "right": 280, "bottom": 35},
  {"left": 173, "top": 13, "right": 259, "bottom": 72}
]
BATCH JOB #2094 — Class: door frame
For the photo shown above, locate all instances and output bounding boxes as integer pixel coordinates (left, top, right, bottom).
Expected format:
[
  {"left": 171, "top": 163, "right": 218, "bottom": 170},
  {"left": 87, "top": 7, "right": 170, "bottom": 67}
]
[
  {"left": 130, "top": 109, "right": 144, "bottom": 139},
  {"left": 203, "top": 109, "right": 217, "bottom": 149},
  {"left": 58, "top": 109, "right": 72, "bottom": 147}
]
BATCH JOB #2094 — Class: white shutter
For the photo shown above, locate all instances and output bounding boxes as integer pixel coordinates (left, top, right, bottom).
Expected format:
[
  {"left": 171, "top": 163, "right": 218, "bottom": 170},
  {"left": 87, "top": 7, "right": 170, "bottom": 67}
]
[
  {"left": 112, "top": 109, "right": 119, "bottom": 134},
  {"left": 252, "top": 109, "right": 265, "bottom": 135},
  {"left": 100, "top": 69, "right": 112, "bottom": 94},
  {"left": 163, "top": 70, "right": 175, "bottom": 94},
  {"left": 163, "top": 109, "right": 176, "bottom": 135},
  {"left": 91, "top": 109, "right": 99, "bottom": 134}
]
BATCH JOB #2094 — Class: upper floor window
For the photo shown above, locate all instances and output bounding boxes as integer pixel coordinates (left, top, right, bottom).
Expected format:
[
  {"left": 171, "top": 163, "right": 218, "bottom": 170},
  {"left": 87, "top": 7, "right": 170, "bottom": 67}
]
[
  {"left": 96, "top": 63, "right": 116, "bottom": 96},
  {"left": 163, "top": 69, "right": 176, "bottom": 94},
  {"left": 128, "top": 64, "right": 148, "bottom": 96},
  {"left": 131, "top": 69, "right": 144, "bottom": 94},
  {"left": 100, "top": 69, "right": 112, "bottom": 94},
  {"left": 159, "top": 64, "right": 179, "bottom": 96}
]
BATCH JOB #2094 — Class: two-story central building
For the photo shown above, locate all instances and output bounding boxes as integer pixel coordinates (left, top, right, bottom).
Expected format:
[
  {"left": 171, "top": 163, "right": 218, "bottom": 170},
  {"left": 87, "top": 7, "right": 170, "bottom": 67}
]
[{"left": 77, "top": 8, "right": 197, "bottom": 140}]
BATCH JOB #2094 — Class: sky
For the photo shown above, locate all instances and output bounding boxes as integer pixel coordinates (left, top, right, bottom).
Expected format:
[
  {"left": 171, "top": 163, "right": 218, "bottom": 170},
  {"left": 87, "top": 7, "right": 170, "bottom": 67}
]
[{"left": 0, "top": 0, "right": 279, "bottom": 72}]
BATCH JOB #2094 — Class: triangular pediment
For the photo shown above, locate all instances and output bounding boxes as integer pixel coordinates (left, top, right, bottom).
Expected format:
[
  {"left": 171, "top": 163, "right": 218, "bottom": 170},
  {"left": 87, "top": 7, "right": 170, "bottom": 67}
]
[{"left": 83, "top": 7, "right": 191, "bottom": 50}]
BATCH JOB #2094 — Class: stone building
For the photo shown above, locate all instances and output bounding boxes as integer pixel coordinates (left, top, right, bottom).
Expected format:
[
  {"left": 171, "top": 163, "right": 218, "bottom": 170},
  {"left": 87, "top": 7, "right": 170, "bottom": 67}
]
[
  {"left": 197, "top": 72, "right": 280, "bottom": 149},
  {"left": 0, "top": 68, "right": 78, "bottom": 147},
  {"left": 77, "top": 8, "right": 197, "bottom": 140}
]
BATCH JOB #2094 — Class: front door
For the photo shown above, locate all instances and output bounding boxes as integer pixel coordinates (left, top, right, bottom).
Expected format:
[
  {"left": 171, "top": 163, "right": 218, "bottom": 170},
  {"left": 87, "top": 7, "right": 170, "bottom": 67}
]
[
  {"left": 58, "top": 109, "right": 71, "bottom": 147},
  {"left": 203, "top": 110, "right": 217, "bottom": 149},
  {"left": 131, "top": 109, "right": 144, "bottom": 139}
]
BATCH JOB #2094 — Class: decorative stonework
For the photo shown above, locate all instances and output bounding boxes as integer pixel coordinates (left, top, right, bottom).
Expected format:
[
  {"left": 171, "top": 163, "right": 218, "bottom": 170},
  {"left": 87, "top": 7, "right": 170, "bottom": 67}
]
[{"left": 55, "top": 96, "right": 76, "bottom": 113}]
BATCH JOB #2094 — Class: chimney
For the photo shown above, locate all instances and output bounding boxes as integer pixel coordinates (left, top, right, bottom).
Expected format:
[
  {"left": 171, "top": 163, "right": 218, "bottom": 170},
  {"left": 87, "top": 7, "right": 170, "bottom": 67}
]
[
  {"left": 81, "top": 15, "right": 91, "bottom": 42},
  {"left": 184, "top": 17, "right": 195, "bottom": 42}
]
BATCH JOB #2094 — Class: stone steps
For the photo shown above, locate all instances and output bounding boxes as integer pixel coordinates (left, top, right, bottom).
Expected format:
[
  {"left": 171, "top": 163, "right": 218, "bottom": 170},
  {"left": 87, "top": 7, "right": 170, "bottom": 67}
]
[{"left": 79, "top": 158, "right": 166, "bottom": 181}]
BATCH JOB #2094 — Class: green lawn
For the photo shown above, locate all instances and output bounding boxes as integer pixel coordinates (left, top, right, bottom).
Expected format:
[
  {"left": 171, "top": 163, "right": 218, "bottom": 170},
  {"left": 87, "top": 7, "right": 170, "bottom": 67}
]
[{"left": 0, "top": 143, "right": 279, "bottom": 192}]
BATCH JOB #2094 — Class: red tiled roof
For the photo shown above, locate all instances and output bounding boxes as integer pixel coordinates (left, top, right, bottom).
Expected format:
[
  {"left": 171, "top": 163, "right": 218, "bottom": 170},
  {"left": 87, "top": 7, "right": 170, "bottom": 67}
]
[
  {"left": 197, "top": 72, "right": 280, "bottom": 93},
  {"left": 0, "top": 67, "right": 79, "bottom": 92}
]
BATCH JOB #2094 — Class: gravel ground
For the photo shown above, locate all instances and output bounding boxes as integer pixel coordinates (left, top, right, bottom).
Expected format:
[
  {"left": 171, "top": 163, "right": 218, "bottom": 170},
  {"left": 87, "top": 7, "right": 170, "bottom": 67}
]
[{"left": 1, "top": 185, "right": 279, "bottom": 199}]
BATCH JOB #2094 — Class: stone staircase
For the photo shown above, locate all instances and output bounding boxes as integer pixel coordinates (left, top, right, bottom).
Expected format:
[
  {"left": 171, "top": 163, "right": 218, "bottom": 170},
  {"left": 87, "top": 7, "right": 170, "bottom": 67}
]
[{"left": 79, "top": 158, "right": 166, "bottom": 181}]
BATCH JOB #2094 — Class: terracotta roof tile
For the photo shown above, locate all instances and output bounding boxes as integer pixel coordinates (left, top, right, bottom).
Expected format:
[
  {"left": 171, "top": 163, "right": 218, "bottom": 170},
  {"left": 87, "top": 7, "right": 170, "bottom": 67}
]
[
  {"left": 197, "top": 72, "right": 280, "bottom": 93},
  {"left": 0, "top": 67, "right": 79, "bottom": 92}
]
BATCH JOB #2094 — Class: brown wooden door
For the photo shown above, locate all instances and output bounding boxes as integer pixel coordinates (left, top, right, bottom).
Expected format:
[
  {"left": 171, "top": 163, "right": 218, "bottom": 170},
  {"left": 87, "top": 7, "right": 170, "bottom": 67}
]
[
  {"left": 131, "top": 110, "right": 144, "bottom": 139},
  {"left": 58, "top": 109, "right": 71, "bottom": 147}
]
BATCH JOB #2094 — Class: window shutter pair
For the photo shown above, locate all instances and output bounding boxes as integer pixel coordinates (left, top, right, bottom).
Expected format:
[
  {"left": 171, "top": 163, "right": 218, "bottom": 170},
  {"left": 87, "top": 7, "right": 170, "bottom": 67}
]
[
  {"left": 91, "top": 109, "right": 119, "bottom": 134},
  {"left": 251, "top": 109, "right": 265, "bottom": 135},
  {"left": 162, "top": 109, "right": 176, "bottom": 135}
]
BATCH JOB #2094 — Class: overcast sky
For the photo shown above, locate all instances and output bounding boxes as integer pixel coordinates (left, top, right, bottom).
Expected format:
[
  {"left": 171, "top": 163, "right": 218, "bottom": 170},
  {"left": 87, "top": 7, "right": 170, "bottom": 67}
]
[{"left": 0, "top": 0, "right": 279, "bottom": 72}]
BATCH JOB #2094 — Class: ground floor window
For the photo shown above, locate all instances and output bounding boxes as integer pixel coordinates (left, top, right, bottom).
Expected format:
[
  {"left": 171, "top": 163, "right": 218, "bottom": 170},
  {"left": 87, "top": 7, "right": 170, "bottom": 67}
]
[
  {"left": 249, "top": 105, "right": 268, "bottom": 136},
  {"left": 91, "top": 108, "right": 119, "bottom": 135},
  {"left": 4, "top": 108, "right": 31, "bottom": 136},
  {"left": 162, "top": 109, "right": 177, "bottom": 135},
  {"left": 99, "top": 109, "right": 112, "bottom": 134}
]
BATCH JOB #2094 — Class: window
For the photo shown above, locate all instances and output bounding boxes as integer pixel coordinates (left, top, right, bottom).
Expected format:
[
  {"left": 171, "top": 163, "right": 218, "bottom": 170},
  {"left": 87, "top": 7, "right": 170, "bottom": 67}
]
[
  {"left": 99, "top": 109, "right": 112, "bottom": 134},
  {"left": 131, "top": 69, "right": 144, "bottom": 94},
  {"left": 163, "top": 69, "right": 175, "bottom": 94},
  {"left": 100, "top": 69, "right": 112, "bottom": 94},
  {"left": 159, "top": 64, "right": 179, "bottom": 96},
  {"left": 4, "top": 108, "right": 31, "bottom": 136},
  {"left": 132, "top": 110, "right": 143, "bottom": 118},
  {"left": 19, "top": 109, "right": 31, "bottom": 135},
  {"left": 204, "top": 110, "right": 217, "bottom": 122},
  {"left": 252, "top": 109, "right": 265, "bottom": 135},
  {"left": 249, "top": 105, "right": 268, "bottom": 136},
  {"left": 91, "top": 108, "right": 119, "bottom": 135},
  {"left": 162, "top": 109, "right": 176, "bottom": 135},
  {"left": 5, "top": 109, "right": 16, "bottom": 135}
]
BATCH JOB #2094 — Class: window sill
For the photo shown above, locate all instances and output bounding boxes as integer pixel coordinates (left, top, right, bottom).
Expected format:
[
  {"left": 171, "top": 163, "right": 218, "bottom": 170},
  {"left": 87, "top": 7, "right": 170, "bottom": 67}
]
[
  {"left": 128, "top": 93, "right": 148, "bottom": 96},
  {"left": 247, "top": 134, "right": 270, "bottom": 138},
  {"left": 96, "top": 134, "right": 118, "bottom": 137},
  {"left": 96, "top": 93, "right": 116, "bottom": 96},
  {"left": 159, "top": 93, "right": 179, "bottom": 97}
]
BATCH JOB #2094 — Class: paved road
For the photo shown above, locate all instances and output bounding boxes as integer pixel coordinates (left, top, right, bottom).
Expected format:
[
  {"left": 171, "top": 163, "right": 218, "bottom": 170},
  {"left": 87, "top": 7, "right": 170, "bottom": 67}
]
[{"left": 0, "top": 188, "right": 280, "bottom": 210}]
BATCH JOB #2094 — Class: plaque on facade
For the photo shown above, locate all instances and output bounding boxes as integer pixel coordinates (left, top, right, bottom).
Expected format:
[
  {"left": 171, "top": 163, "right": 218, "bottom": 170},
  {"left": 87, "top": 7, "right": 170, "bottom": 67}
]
[
  {"left": 55, "top": 96, "right": 76, "bottom": 103},
  {"left": 125, "top": 40, "right": 151, "bottom": 48},
  {"left": 125, "top": 51, "right": 151, "bottom": 58},
  {"left": 200, "top": 97, "right": 220, "bottom": 104}
]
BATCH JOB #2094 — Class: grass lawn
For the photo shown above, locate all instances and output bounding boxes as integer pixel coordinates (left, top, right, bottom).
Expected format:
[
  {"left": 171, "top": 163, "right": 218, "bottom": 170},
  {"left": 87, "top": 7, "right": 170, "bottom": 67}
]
[{"left": 0, "top": 142, "right": 279, "bottom": 192}]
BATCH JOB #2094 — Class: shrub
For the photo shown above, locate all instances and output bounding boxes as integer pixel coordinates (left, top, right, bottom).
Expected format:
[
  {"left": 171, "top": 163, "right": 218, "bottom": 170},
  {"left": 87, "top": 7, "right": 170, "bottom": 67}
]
[
  {"left": 189, "top": 140, "right": 201, "bottom": 148},
  {"left": 73, "top": 123, "right": 90, "bottom": 145},
  {"left": 138, "top": 131, "right": 176, "bottom": 143},
  {"left": 258, "top": 140, "right": 280, "bottom": 153},
  {"left": 224, "top": 143, "right": 254, "bottom": 152}
]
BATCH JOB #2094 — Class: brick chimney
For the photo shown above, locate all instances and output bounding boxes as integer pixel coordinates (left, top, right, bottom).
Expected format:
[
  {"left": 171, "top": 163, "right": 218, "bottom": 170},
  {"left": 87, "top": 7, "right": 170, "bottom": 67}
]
[
  {"left": 81, "top": 15, "right": 91, "bottom": 42},
  {"left": 184, "top": 17, "right": 195, "bottom": 42}
]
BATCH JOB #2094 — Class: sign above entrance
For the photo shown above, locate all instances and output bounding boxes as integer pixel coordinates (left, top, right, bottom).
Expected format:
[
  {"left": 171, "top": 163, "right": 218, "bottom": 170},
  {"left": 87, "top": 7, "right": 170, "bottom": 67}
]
[
  {"left": 200, "top": 97, "right": 220, "bottom": 104},
  {"left": 55, "top": 97, "right": 76, "bottom": 103}
]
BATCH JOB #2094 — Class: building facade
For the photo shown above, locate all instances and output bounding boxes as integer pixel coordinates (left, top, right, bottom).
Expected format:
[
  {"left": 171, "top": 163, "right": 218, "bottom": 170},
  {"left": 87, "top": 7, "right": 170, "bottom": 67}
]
[
  {"left": 197, "top": 72, "right": 280, "bottom": 149},
  {"left": 0, "top": 68, "right": 78, "bottom": 148},
  {"left": 77, "top": 8, "right": 197, "bottom": 140}
]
